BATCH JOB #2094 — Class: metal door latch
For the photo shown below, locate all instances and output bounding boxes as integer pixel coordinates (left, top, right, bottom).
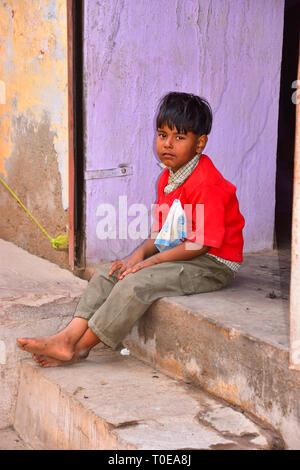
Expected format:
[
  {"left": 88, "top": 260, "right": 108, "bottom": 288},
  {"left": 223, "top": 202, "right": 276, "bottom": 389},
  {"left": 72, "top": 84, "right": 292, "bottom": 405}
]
[{"left": 85, "top": 164, "right": 133, "bottom": 180}]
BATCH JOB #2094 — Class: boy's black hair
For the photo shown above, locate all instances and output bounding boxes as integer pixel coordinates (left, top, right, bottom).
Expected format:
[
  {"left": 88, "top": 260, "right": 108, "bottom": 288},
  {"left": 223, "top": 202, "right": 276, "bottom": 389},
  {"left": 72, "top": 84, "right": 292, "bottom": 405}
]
[{"left": 156, "top": 92, "right": 213, "bottom": 135}]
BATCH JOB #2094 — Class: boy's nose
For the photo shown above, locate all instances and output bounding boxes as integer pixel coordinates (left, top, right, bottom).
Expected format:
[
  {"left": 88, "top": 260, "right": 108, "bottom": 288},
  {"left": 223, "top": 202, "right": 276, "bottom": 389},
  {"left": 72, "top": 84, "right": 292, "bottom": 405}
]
[{"left": 164, "top": 137, "right": 174, "bottom": 148}]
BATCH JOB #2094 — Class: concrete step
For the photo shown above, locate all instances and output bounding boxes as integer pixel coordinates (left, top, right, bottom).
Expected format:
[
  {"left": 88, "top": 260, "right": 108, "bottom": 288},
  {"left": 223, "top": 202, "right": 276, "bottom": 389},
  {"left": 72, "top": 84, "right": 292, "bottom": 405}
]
[
  {"left": 13, "top": 349, "right": 283, "bottom": 450},
  {"left": 0, "top": 239, "right": 295, "bottom": 448},
  {"left": 122, "top": 250, "right": 300, "bottom": 449},
  {"left": 0, "top": 427, "right": 32, "bottom": 450},
  {"left": 0, "top": 238, "right": 87, "bottom": 429}
]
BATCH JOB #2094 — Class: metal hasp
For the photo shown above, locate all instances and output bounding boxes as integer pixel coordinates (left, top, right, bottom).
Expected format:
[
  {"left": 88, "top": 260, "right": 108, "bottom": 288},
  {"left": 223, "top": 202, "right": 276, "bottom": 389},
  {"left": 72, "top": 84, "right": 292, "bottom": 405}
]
[
  {"left": 85, "top": 164, "right": 133, "bottom": 180},
  {"left": 290, "top": 45, "right": 300, "bottom": 370}
]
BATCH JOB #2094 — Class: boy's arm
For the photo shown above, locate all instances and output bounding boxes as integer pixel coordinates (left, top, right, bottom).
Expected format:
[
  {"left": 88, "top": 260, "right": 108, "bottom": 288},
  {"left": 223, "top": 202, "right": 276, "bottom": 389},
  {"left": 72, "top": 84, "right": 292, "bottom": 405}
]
[
  {"left": 155, "top": 241, "right": 210, "bottom": 262},
  {"left": 118, "top": 241, "right": 210, "bottom": 279},
  {"left": 109, "top": 234, "right": 159, "bottom": 279},
  {"left": 133, "top": 233, "right": 160, "bottom": 259}
]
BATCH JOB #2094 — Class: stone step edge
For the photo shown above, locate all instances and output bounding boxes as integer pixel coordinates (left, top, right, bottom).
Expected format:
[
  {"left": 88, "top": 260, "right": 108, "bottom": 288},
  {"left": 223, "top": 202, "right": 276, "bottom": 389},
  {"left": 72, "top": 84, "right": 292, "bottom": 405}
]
[
  {"left": 12, "top": 352, "right": 283, "bottom": 450},
  {"left": 122, "top": 297, "right": 299, "bottom": 449}
]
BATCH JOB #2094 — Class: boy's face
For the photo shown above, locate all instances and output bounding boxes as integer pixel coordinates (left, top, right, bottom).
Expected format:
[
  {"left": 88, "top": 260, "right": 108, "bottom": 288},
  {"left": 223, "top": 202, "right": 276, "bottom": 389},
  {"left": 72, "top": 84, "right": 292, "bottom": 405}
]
[{"left": 156, "top": 125, "right": 207, "bottom": 173}]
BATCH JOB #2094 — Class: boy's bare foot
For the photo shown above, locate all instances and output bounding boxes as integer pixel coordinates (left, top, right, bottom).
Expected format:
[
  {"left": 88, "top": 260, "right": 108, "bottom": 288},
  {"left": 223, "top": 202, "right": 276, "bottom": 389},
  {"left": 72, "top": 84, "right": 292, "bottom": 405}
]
[
  {"left": 18, "top": 321, "right": 101, "bottom": 366},
  {"left": 32, "top": 353, "right": 78, "bottom": 367},
  {"left": 32, "top": 354, "right": 67, "bottom": 367},
  {"left": 32, "top": 347, "right": 90, "bottom": 368},
  {"left": 17, "top": 334, "right": 74, "bottom": 361}
]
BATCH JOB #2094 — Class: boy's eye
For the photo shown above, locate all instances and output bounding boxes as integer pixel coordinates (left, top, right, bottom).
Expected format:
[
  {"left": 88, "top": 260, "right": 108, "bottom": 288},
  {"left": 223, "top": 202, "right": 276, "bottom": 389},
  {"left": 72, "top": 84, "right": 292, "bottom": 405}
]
[{"left": 176, "top": 136, "right": 185, "bottom": 140}]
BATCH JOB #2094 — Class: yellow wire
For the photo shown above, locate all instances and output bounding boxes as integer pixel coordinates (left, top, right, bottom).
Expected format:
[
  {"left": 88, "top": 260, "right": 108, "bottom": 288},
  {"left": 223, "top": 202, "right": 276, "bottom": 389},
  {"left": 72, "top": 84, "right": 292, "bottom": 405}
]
[{"left": 0, "top": 175, "right": 68, "bottom": 249}]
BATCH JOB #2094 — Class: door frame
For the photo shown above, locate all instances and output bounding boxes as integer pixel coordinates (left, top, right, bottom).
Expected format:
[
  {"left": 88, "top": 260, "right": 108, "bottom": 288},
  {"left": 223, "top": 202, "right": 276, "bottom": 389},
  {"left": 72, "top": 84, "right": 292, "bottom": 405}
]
[{"left": 67, "top": 0, "right": 85, "bottom": 272}]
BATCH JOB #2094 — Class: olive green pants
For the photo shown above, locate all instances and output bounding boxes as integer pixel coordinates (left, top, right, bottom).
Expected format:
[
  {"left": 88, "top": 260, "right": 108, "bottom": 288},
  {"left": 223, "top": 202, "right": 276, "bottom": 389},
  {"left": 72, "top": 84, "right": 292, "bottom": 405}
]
[{"left": 74, "top": 254, "right": 235, "bottom": 349}]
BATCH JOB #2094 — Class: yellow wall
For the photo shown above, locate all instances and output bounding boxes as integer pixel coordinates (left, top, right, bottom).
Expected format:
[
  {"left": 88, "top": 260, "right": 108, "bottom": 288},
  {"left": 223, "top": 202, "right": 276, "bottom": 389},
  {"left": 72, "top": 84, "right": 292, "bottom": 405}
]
[
  {"left": 0, "top": 0, "right": 69, "bottom": 267},
  {"left": 0, "top": 0, "right": 68, "bottom": 206}
]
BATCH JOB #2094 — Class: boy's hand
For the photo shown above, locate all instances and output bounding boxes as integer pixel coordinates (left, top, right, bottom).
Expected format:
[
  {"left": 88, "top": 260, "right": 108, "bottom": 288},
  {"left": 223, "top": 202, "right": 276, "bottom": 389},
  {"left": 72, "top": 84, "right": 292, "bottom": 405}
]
[
  {"left": 109, "top": 252, "right": 144, "bottom": 280},
  {"left": 118, "top": 255, "right": 160, "bottom": 279}
]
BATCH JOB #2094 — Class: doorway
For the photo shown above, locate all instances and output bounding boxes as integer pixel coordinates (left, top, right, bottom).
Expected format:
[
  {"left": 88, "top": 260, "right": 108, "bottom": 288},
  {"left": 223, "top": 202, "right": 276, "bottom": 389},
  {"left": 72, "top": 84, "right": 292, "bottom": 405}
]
[{"left": 275, "top": 0, "right": 300, "bottom": 249}]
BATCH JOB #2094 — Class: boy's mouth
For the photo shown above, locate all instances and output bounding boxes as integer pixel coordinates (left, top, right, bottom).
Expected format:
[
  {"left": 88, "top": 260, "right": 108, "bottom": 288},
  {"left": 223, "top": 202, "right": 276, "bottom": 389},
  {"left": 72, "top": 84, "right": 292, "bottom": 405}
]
[{"left": 162, "top": 153, "right": 176, "bottom": 158}]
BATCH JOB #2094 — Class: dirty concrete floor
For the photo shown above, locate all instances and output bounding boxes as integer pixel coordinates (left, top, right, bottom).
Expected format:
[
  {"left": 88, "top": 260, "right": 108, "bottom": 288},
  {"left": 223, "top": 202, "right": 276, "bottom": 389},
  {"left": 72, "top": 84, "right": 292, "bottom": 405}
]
[
  {"left": 0, "top": 238, "right": 87, "bottom": 313},
  {"left": 0, "top": 427, "right": 32, "bottom": 450}
]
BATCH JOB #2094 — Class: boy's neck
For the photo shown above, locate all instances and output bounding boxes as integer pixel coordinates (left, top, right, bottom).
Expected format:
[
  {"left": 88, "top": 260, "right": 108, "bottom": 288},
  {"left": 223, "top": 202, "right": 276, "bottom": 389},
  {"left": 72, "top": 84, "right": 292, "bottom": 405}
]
[{"left": 170, "top": 153, "right": 201, "bottom": 173}]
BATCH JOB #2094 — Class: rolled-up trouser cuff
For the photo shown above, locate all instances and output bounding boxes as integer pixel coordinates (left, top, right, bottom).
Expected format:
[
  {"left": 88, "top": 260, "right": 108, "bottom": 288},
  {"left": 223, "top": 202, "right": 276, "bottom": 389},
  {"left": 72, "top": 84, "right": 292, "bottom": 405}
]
[
  {"left": 88, "top": 318, "right": 119, "bottom": 350},
  {"left": 73, "top": 310, "right": 91, "bottom": 320}
]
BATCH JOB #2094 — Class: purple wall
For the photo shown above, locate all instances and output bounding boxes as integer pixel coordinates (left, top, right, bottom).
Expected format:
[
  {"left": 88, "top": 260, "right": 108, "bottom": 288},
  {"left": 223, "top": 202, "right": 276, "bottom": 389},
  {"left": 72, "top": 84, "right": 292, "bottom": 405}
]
[{"left": 83, "top": 0, "right": 285, "bottom": 264}]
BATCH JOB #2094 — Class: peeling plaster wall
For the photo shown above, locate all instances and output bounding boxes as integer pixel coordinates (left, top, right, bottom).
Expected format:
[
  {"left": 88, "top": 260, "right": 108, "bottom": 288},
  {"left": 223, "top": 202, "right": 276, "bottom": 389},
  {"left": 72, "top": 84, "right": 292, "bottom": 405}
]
[
  {"left": 84, "top": 0, "right": 285, "bottom": 263},
  {"left": 0, "top": 0, "right": 69, "bottom": 267}
]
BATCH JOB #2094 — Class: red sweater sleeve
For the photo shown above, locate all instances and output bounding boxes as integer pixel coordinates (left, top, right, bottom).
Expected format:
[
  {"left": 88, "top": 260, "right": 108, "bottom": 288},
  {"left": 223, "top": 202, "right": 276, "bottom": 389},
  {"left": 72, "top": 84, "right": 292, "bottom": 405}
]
[{"left": 185, "top": 184, "right": 227, "bottom": 248}]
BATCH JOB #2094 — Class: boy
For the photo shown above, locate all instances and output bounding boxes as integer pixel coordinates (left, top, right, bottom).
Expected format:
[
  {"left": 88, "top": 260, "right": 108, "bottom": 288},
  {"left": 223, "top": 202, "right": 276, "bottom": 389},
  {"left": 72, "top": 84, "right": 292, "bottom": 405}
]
[{"left": 17, "top": 92, "right": 245, "bottom": 367}]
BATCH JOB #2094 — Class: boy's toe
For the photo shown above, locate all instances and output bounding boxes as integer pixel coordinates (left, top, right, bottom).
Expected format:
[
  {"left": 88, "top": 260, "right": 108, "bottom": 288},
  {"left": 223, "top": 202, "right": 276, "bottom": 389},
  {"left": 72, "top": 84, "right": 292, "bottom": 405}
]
[{"left": 17, "top": 338, "right": 27, "bottom": 349}]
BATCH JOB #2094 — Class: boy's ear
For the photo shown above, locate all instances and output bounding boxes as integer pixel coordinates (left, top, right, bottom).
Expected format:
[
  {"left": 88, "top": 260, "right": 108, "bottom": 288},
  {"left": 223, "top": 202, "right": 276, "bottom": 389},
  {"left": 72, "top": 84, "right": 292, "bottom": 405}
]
[{"left": 196, "top": 134, "right": 208, "bottom": 153}]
